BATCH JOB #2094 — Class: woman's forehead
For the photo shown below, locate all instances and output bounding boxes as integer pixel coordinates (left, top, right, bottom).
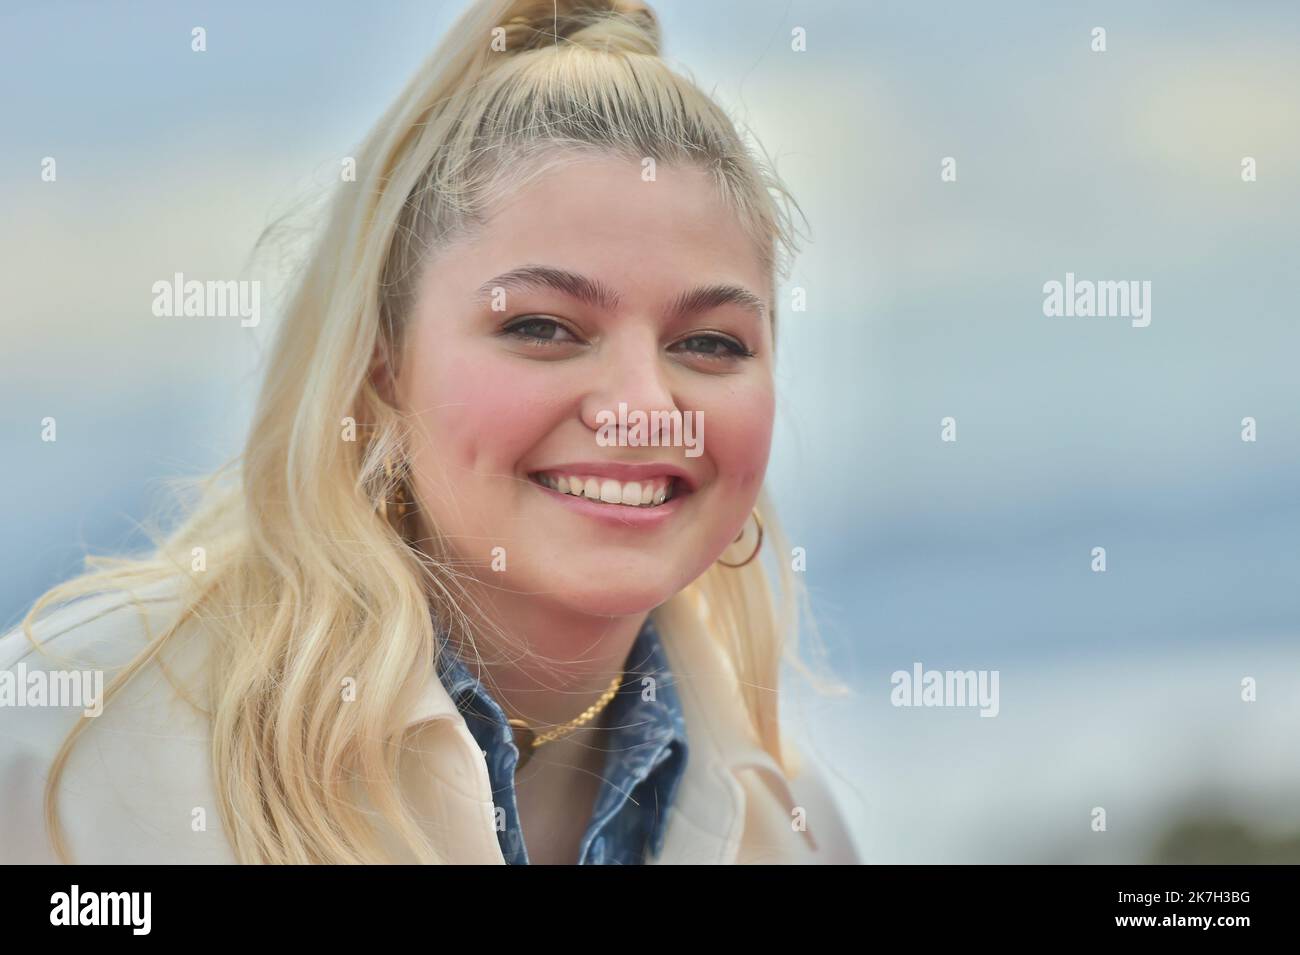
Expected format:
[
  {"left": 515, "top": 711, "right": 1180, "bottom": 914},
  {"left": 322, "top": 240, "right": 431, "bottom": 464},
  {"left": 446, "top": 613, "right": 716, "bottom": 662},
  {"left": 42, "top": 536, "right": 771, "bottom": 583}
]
[{"left": 430, "top": 159, "right": 768, "bottom": 293}]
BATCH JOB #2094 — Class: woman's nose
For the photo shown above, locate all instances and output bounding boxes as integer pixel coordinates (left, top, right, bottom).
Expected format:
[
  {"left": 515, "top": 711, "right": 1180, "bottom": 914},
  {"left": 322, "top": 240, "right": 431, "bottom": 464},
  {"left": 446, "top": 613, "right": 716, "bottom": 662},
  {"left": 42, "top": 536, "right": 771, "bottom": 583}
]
[{"left": 579, "top": 336, "right": 679, "bottom": 443}]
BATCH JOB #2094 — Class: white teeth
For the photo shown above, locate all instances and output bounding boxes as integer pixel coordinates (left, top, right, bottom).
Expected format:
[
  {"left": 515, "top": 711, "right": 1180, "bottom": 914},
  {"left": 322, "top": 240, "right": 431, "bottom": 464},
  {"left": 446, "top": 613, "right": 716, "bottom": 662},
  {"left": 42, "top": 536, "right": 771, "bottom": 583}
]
[{"left": 535, "top": 472, "right": 678, "bottom": 508}]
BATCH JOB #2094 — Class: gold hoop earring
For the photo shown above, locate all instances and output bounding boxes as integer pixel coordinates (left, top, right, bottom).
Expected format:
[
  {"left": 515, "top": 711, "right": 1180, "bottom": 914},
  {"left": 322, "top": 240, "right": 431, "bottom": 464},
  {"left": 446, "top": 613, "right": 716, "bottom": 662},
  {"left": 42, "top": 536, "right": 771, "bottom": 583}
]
[
  {"left": 717, "top": 508, "right": 763, "bottom": 569},
  {"left": 379, "top": 454, "right": 409, "bottom": 526}
]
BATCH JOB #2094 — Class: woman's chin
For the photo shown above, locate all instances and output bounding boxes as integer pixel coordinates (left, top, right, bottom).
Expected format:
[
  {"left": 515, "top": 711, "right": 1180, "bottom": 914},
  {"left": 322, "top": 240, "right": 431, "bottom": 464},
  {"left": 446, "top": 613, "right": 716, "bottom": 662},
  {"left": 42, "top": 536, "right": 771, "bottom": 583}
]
[{"left": 546, "top": 581, "right": 681, "bottom": 618}]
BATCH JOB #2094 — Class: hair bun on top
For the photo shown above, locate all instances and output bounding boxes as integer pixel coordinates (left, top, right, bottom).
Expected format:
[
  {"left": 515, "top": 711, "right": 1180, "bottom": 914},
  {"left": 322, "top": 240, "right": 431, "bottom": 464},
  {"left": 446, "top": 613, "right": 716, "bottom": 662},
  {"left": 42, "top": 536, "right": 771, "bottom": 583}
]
[{"left": 496, "top": 0, "right": 661, "bottom": 56}]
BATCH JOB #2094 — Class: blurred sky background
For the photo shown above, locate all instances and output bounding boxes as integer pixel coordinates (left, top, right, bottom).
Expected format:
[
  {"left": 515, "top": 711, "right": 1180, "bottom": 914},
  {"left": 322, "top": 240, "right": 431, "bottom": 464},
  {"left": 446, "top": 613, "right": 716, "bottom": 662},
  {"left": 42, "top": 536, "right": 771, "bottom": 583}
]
[{"left": 3, "top": 0, "right": 1298, "bottom": 863}]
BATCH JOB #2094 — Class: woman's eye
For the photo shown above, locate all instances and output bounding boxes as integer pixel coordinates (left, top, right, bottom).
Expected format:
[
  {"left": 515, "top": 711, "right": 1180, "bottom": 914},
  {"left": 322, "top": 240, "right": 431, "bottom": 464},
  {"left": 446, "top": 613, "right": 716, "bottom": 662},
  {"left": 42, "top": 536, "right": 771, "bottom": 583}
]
[
  {"left": 502, "top": 317, "right": 580, "bottom": 346},
  {"left": 670, "top": 333, "right": 754, "bottom": 361}
]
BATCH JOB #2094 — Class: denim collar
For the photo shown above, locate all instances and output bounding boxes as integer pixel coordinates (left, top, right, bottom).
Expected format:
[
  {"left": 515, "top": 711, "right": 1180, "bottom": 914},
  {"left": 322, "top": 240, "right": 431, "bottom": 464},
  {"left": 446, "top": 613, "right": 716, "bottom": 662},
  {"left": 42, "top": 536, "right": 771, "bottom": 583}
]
[{"left": 433, "top": 615, "right": 689, "bottom": 863}]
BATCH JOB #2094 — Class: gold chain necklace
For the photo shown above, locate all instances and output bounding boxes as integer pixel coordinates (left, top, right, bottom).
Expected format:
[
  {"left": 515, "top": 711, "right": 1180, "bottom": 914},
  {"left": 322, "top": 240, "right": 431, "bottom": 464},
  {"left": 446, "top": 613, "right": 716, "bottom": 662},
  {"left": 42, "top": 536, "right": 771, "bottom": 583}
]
[{"left": 506, "top": 674, "right": 623, "bottom": 772}]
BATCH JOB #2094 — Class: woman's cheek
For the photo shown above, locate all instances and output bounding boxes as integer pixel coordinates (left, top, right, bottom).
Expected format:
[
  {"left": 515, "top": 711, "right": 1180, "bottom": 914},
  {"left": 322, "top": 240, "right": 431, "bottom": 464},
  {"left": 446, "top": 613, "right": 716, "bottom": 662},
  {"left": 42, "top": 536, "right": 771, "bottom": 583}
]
[
  {"left": 421, "top": 351, "right": 559, "bottom": 473},
  {"left": 701, "top": 380, "right": 774, "bottom": 493}
]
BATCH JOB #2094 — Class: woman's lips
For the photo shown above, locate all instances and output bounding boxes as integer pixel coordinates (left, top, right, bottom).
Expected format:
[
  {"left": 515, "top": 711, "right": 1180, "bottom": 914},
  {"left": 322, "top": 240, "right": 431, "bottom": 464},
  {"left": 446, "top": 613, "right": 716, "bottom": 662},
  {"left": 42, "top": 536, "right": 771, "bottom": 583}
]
[
  {"left": 532, "top": 470, "right": 677, "bottom": 507},
  {"left": 528, "top": 472, "right": 690, "bottom": 528}
]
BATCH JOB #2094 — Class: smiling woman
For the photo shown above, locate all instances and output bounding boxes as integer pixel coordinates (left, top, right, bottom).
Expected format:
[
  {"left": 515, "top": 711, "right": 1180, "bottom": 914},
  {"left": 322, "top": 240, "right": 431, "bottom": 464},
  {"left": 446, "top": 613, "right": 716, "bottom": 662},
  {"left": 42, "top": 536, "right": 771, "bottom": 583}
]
[{"left": 0, "top": 0, "right": 859, "bottom": 865}]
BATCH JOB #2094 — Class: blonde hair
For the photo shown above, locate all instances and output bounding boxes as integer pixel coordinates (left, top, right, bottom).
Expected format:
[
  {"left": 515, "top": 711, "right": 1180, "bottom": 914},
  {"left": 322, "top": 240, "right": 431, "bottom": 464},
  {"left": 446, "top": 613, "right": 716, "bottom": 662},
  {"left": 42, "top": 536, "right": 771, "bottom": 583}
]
[{"left": 21, "top": 0, "right": 839, "bottom": 864}]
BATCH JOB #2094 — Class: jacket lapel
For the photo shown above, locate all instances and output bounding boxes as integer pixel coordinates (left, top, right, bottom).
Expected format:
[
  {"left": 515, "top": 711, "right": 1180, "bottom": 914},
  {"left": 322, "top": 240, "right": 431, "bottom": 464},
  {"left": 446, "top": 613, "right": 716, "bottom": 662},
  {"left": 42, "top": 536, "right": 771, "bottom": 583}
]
[
  {"left": 646, "top": 606, "right": 817, "bottom": 864},
  {"left": 391, "top": 668, "right": 508, "bottom": 864}
]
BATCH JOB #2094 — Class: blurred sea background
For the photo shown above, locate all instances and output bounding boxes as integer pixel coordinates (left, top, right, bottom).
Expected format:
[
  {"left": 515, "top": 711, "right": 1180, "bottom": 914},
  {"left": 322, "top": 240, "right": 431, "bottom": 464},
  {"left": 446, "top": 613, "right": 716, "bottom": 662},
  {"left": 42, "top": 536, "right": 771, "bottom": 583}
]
[{"left": 3, "top": 1, "right": 1297, "bottom": 862}]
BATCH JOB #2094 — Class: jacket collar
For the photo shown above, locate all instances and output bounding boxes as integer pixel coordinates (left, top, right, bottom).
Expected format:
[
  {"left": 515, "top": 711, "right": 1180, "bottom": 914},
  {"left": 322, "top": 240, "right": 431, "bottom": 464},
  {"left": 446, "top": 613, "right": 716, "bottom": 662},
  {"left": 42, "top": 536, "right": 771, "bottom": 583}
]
[
  {"left": 647, "top": 605, "right": 817, "bottom": 862},
  {"left": 395, "top": 607, "right": 816, "bottom": 863}
]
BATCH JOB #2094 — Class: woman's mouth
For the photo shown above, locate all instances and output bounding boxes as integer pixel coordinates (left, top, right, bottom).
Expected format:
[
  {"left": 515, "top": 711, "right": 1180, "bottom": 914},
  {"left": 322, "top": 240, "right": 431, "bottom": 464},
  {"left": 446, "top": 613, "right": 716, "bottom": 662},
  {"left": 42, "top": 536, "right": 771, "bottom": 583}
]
[{"left": 528, "top": 471, "right": 680, "bottom": 508}]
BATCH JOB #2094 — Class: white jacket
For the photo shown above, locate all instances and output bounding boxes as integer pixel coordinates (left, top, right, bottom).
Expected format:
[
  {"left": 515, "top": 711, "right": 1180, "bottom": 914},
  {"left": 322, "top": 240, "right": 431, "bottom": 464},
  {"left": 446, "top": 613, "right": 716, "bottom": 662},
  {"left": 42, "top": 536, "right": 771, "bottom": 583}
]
[{"left": 0, "top": 577, "right": 861, "bottom": 864}]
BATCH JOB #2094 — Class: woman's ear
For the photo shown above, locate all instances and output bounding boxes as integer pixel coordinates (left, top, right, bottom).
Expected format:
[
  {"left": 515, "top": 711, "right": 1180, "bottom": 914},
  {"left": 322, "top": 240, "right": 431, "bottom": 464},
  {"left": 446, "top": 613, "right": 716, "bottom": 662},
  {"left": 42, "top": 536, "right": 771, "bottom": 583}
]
[{"left": 369, "top": 342, "right": 398, "bottom": 407}]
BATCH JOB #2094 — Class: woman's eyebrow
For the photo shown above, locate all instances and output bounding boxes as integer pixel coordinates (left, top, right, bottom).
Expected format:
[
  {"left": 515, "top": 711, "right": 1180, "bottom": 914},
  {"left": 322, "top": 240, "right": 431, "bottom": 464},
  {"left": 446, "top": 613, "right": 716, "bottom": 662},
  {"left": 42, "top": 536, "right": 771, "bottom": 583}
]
[
  {"left": 475, "top": 265, "right": 620, "bottom": 311},
  {"left": 666, "top": 283, "right": 767, "bottom": 325},
  {"left": 474, "top": 264, "right": 766, "bottom": 323}
]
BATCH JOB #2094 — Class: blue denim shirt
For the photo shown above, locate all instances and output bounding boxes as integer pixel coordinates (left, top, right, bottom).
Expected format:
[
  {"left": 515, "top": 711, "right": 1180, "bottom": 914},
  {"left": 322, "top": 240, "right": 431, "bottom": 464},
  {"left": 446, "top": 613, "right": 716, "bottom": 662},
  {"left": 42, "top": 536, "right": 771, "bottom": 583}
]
[{"left": 434, "top": 615, "right": 689, "bottom": 864}]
